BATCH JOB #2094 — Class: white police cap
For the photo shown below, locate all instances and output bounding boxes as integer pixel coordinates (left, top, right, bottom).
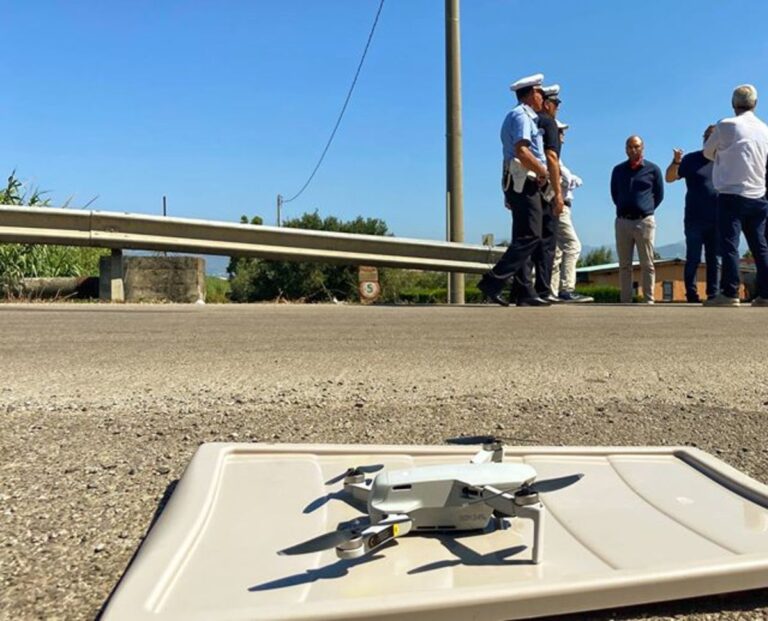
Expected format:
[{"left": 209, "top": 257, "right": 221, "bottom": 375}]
[
  {"left": 556, "top": 119, "right": 569, "bottom": 130},
  {"left": 509, "top": 73, "right": 544, "bottom": 92},
  {"left": 542, "top": 84, "right": 561, "bottom": 100}
]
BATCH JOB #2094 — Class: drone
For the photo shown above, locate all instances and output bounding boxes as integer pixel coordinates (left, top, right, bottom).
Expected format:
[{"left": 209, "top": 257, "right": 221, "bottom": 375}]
[{"left": 278, "top": 436, "right": 583, "bottom": 565}]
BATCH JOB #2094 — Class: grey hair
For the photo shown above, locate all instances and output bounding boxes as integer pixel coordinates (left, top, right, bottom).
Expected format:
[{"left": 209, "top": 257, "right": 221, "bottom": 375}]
[{"left": 732, "top": 84, "right": 758, "bottom": 111}]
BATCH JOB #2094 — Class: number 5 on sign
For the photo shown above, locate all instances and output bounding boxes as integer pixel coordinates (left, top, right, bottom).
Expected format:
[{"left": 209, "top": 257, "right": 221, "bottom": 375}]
[{"left": 358, "top": 281, "right": 381, "bottom": 303}]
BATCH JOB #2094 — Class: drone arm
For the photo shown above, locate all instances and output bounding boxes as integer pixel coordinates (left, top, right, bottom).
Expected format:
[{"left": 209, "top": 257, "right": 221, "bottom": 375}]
[
  {"left": 344, "top": 480, "right": 372, "bottom": 504},
  {"left": 469, "top": 445, "right": 504, "bottom": 464},
  {"left": 336, "top": 513, "right": 412, "bottom": 560},
  {"left": 478, "top": 485, "right": 518, "bottom": 515}
]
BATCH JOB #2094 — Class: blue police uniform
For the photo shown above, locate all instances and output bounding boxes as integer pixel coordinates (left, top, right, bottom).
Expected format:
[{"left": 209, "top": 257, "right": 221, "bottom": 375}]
[{"left": 478, "top": 99, "right": 549, "bottom": 303}]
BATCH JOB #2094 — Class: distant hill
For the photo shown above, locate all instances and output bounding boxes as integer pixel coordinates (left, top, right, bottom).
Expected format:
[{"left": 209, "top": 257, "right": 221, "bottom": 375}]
[{"left": 581, "top": 241, "right": 686, "bottom": 261}]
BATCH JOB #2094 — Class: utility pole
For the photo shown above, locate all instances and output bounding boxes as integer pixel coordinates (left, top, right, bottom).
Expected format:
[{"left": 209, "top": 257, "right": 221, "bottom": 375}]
[
  {"left": 162, "top": 195, "right": 167, "bottom": 256},
  {"left": 276, "top": 194, "right": 283, "bottom": 227},
  {"left": 445, "top": 0, "right": 465, "bottom": 304}
]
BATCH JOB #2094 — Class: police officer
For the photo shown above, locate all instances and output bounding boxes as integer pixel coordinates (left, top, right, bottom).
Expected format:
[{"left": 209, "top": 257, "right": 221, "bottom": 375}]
[
  {"left": 478, "top": 73, "right": 552, "bottom": 307},
  {"left": 532, "top": 83, "right": 565, "bottom": 303}
]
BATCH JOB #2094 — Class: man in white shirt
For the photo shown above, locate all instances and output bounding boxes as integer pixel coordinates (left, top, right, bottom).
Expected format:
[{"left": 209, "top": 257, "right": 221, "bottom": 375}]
[
  {"left": 703, "top": 84, "right": 768, "bottom": 306},
  {"left": 550, "top": 121, "right": 593, "bottom": 302}
]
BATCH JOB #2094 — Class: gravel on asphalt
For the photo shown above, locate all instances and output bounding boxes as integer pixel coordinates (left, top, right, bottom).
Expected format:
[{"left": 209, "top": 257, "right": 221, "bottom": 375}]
[{"left": 1, "top": 302, "right": 768, "bottom": 620}]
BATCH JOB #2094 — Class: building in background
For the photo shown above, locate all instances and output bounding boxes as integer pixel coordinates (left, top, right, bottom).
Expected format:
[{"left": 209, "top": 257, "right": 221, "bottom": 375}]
[{"left": 577, "top": 258, "right": 755, "bottom": 302}]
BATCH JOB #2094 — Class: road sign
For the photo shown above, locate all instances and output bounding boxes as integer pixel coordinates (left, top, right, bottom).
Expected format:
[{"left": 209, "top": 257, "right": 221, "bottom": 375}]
[{"left": 359, "top": 280, "right": 381, "bottom": 303}]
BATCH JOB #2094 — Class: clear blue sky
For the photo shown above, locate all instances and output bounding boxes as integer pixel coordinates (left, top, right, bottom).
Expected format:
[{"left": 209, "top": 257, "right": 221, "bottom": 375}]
[{"left": 6, "top": 1, "right": 768, "bottom": 250}]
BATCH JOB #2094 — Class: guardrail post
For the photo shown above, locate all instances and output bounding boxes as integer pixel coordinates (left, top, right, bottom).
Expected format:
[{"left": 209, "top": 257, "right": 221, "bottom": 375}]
[{"left": 110, "top": 249, "right": 125, "bottom": 303}]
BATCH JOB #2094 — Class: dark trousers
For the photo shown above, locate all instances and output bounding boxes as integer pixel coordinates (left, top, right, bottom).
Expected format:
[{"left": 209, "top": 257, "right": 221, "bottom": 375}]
[
  {"left": 684, "top": 222, "right": 719, "bottom": 301},
  {"left": 482, "top": 178, "right": 542, "bottom": 296},
  {"left": 510, "top": 198, "right": 556, "bottom": 300},
  {"left": 718, "top": 193, "right": 768, "bottom": 299}
]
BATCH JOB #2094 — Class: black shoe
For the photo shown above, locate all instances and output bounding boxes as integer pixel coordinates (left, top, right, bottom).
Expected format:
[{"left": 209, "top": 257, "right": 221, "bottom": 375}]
[
  {"left": 539, "top": 294, "right": 565, "bottom": 304},
  {"left": 477, "top": 279, "right": 510, "bottom": 307},
  {"left": 517, "top": 296, "right": 551, "bottom": 307}
]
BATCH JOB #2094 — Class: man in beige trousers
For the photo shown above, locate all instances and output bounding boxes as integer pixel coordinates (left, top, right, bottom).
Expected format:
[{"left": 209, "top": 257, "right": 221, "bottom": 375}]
[{"left": 610, "top": 136, "right": 664, "bottom": 303}]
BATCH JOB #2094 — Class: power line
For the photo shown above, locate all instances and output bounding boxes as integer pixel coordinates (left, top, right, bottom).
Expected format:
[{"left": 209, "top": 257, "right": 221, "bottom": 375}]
[{"left": 282, "top": 0, "right": 385, "bottom": 205}]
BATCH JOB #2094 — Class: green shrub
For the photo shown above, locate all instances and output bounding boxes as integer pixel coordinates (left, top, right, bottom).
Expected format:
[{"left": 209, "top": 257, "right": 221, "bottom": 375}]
[
  {"left": 205, "top": 276, "right": 230, "bottom": 303},
  {"left": 388, "top": 284, "right": 485, "bottom": 304},
  {"left": 574, "top": 284, "right": 642, "bottom": 303},
  {"left": 228, "top": 211, "right": 390, "bottom": 302}
]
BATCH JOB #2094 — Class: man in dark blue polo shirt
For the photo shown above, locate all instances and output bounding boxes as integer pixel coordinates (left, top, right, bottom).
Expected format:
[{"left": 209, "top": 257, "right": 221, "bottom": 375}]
[
  {"left": 665, "top": 125, "right": 719, "bottom": 302},
  {"left": 610, "top": 136, "right": 664, "bottom": 303}
]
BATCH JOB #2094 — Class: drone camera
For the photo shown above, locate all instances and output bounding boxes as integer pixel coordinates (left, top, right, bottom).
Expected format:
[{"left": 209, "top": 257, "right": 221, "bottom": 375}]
[{"left": 462, "top": 486, "right": 481, "bottom": 498}]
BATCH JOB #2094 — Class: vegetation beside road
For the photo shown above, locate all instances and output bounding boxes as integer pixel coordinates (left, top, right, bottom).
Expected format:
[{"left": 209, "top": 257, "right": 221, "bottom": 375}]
[{"left": 0, "top": 172, "right": 108, "bottom": 296}]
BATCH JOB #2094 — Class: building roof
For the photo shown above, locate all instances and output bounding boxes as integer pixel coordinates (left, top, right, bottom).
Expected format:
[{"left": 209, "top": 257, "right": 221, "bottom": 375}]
[
  {"left": 577, "top": 257, "right": 684, "bottom": 274},
  {"left": 577, "top": 256, "right": 756, "bottom": 274}
]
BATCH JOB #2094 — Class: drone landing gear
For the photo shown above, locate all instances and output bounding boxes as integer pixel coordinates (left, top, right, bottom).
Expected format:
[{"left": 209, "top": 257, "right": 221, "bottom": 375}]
[{"left": 476, "top": 486, "right": 544, "bottom": 564}]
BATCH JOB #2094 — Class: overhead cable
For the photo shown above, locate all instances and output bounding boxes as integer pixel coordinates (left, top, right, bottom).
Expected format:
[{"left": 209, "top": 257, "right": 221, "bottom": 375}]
[{"left": 283, "top": 0, "right": 385, "bottom": 204}]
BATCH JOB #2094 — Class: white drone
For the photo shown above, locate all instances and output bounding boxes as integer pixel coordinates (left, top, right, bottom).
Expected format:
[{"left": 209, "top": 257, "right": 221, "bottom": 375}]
[{"left": 278, "top": 436, "right": 583, "bottom": 564}]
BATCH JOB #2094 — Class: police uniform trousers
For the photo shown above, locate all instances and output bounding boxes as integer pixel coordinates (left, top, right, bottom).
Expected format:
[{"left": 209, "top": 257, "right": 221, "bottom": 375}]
[
  {"left": 480, "top": 177, "right": 544, "bottom": 297},
  {"left": 511, "top": 196, "right": 557, "bottom": 300}
]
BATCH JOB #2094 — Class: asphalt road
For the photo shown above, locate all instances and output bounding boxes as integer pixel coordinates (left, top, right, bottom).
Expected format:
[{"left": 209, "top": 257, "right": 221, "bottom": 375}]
[{"left": 1, "top": 302, "right": 768, "bottom": 620}]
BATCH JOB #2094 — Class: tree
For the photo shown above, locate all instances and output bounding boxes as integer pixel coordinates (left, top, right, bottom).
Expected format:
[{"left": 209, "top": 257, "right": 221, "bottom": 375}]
[
  {"left": 228, "top": 211, "right": 391, "bottom": 302},
  {"left": 577, "top": 246, "right": 614, "bottom": 267}
]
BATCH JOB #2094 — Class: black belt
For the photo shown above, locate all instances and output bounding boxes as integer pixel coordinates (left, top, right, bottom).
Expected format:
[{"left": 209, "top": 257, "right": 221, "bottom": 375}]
[{"left": 619, "top": 214, "right": 649, "bottom": 220}]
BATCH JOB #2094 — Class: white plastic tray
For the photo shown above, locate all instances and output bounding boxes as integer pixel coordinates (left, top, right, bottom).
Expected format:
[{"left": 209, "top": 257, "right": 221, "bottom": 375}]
[{"left": 102, "top": 443, "right": 768, "bottom": 620}]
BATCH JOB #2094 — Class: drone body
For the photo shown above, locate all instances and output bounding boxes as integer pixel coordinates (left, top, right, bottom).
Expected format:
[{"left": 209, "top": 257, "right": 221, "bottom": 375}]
[
  {"left": 279, "top": 438, "right": 582, "bottom": 565},
  {"left": 368, "top": 462, "right": 537, "bottom": 531}
]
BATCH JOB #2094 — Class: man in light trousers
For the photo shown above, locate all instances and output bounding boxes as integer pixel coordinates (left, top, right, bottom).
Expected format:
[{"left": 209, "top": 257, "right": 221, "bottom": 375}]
[
  {"left": 550, "top": 121, "right": 593, "bottom": 302},
  {"left": 610, "top": 136, "right": 664, "bottom": 303}
]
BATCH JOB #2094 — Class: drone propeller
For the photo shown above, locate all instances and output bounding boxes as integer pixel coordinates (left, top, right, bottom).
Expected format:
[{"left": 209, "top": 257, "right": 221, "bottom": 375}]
[
  {"left": 462, "top": 473, "right": 584, "bottom": 506},
  {"left": 278, "top": 528, "right": 362, "bottom": 556},
  {"left": 446, "top": 434, "right": 530, "bottom": 446},
  {"left": 325, "top": 464, "right": 384, "bottom": 485},
  {"left": 278, "top": 514, "right": 411, "bottom": 556},
  {"left": 446, "top": 435, "right": 501, "bottom": 446},
  {"left": 519, "top": 473, "right": 584, "bottom": 495}
]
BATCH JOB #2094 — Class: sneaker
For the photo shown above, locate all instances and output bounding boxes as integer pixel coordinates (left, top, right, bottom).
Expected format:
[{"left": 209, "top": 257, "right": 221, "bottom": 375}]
[
  {"left": 558, "top": 291, "right": 594, "bottom": 303},
  {"left": 540, "top": 293, "right": 565, "bottom": 304},
  {"left": 752, "top": 297, "right": 768, "bottom": 307},
  {"left": 703, "top": 294, "right": 740, "bottom": 307}
]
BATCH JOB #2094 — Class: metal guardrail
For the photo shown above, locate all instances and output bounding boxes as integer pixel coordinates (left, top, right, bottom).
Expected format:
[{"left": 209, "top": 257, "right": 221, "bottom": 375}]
[{"left": 0, "top": 206, "right": 504, "bottom": 274}]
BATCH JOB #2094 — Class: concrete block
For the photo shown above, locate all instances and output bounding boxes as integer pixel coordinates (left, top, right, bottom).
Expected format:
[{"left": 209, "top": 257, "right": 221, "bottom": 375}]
[{"left": 100, "top": 255, "right": 205, "bottom": 303}]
